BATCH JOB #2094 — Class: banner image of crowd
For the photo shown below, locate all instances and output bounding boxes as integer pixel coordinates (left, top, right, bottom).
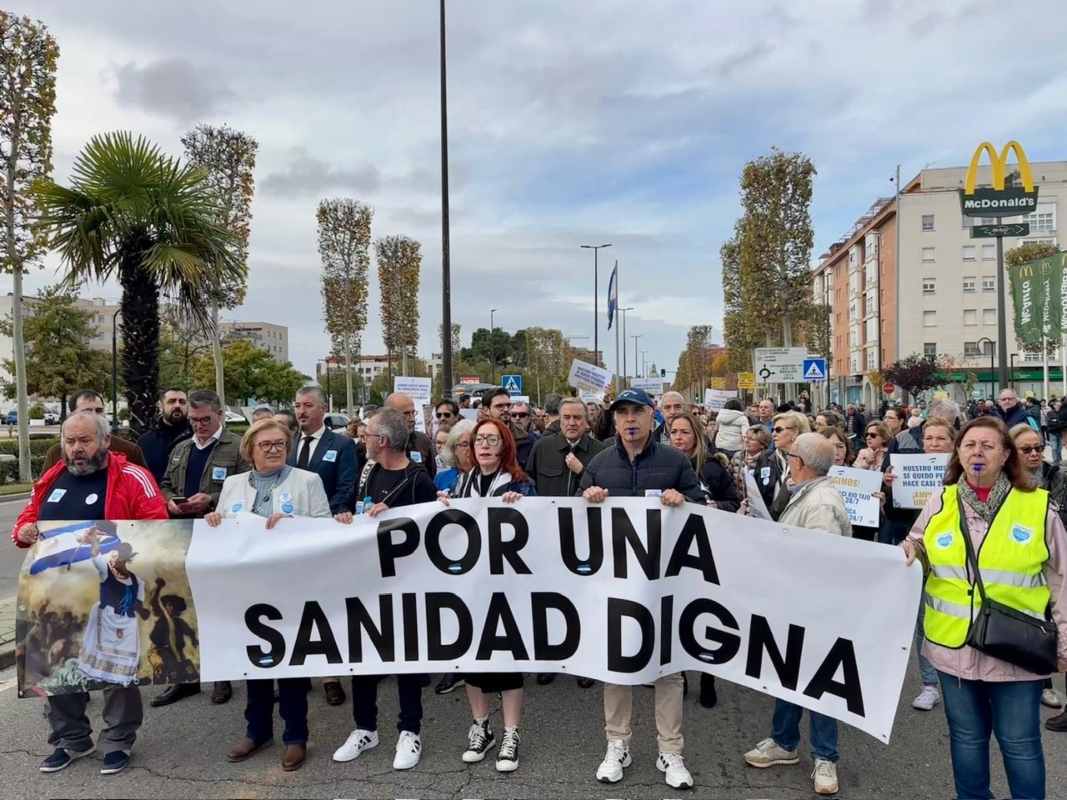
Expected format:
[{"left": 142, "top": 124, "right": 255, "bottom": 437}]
[
  {"left": 17, "top": 519, "right": 199, "bottom": 696},
  {"left": 17, "top": 498, "right": 921, "bottom": 742}
]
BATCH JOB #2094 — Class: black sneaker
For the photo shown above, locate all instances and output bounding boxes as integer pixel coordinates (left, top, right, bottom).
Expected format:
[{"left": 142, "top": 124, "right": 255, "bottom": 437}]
[
  {"left": 39, "top": 746, "right": 94, "bottom": 773},
  {"left": 435, "top": 674, "right": 466, "bottom": 695},
  {"left": 100, "top": 751, "right": 130, "bottom": 775},
  {"left": 496, "top": 728, "right": 519, "bottom": 772},
  {"left": 461, "top": 719, "right": 495, "bottom": 763}
]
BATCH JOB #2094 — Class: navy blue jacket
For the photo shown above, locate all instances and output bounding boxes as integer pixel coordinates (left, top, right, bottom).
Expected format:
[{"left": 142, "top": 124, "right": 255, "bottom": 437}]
[
  {"left": 137, "top": 419, "right": 193, "bottom": 485},
  {"left": 287, "top": 429, "right": 356, "bottom": 514},
  {"left": 579, "top": 434, "right": 704, "bottom": 502}
]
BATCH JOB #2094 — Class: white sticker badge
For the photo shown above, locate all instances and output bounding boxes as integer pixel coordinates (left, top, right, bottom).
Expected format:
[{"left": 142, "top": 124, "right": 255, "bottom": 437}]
[
  {"left": 322, "top": 449, "right": 337, "bottom": 463},
  {"left": 211, "top": 466, "right": 228, "bottom": 481}
]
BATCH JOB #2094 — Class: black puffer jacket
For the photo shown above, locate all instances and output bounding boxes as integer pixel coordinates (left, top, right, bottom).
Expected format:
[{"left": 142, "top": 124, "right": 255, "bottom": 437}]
[{"left": 580, "top": 434, "right": 704, "bottom": 501}]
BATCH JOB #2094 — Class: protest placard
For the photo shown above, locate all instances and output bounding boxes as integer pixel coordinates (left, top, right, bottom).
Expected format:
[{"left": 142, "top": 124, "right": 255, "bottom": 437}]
[
  {"left": 889, "top": 453, "right": 950, "bottom": 509},
  {"left": 828, "top": 466, "right": 883, "bottom": 527},
  {"left": 567, "top": 359, "right": 613, "bottom": 394},
  {"left": 704, "top": 388, "right": 737, "bottom": 410},
  {"left": 394, "top": 376, "right": 433, "bottom": 431}
]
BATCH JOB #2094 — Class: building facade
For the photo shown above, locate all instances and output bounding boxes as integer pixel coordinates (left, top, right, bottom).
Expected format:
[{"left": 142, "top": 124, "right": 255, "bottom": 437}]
[
  {"left": 218, "top": 321, "right": 289, "bottom": 363},
  {"left": 814, "top": 158, "right": 1067, "bottom": 405}
]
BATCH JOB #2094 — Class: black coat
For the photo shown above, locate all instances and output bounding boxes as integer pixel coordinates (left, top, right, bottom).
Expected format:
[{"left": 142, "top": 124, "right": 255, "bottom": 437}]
[
  {"left": 288, "top": 428, "right": 357, "bottom": 514},
  {"left": 580, "top": 435, "right": 704, "bottom": 502},
  {"left": 754, "top": 449, "right": 790, "bottom": 520},
  {"left": 137, "top": 419, "right": 193, "bottom": 484},
  {"left": 697, "top": 454, "right": 740, "bottom": 513},
  {"left": 527, "top": 432, "right": 609, "bottom": 497}
]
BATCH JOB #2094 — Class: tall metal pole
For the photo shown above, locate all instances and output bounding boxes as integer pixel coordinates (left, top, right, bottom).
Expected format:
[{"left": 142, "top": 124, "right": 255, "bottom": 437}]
[
  {"left": 489, "top": 308, "right": 497, "bottom": 383},
  {"left": 613, "top": 264, "right": 621, "bottom": 396},
  {"left": 632, "top": 334, "right": 642, "bottom": 384},
  {"left": 619, "top": 307, "right": 634, "bottom": 387},
  {"left": 580, "top": 243, "right": 612, "bottom": 367},
  {"left": 439, "top": 0, "right": 455, "bottom": 397},
  {"left": 111, "top": 307, "right": 120, "bottom": 428},
  {"left": 995, "top": 219, "right": 1009, "bottom": 391}
]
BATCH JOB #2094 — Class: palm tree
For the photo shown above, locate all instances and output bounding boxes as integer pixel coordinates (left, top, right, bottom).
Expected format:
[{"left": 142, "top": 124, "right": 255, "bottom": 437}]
[{"left": 33, "top": 132, "right": 241, "bottom": 433}]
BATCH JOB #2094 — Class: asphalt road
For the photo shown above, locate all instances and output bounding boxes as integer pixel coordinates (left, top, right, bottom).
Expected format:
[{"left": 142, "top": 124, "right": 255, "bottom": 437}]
[
  {"left": 0, "top": 661, "right": 1065, "bottom": 799},
  {"left": 0, "top": 497, "right": 28, "bottom": 598}
]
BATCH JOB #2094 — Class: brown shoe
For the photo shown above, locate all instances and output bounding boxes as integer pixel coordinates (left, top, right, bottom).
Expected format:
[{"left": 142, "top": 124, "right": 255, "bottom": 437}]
[
  {"left": 1047, "top": 709, "right": 1067, "bottom": 732},
  {"left": 227, "top": 736, "right": 272, "bottom": 763},
  {"left": 282, "top": 743, "right": 306, "bottom": 771},
  {"left": 212, "top": 681, "right": 233, "bottom": 704}
]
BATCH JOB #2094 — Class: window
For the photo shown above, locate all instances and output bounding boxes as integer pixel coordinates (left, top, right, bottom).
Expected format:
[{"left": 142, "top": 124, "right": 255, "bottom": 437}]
[
  {"left": 962, "top": 245, "right": 977, "bottom": 262},
  {"left": 922, "top": 247, "right": 935, "bottom": 262},
  {"left": 923, "top": 311, "right": 936, "bottom": 327},
  {"left": 982, "top": 275, "right": 995, "bottom": 292},
  {"left": 1024, "top": 350, "right": 1043, "bottom": 363},
  {"left": 981, "top": 244, "right": 995, "bottom": 261},
  {"left": 922, "top": 278, "right": 936, "bottom": 295},
  {"left": 866, "top": 317, "right": 879, "bottom": 342},
  {"left": 924, "top": 342, "right": 937, "bottom": 358},
  {"left": 963, "top": 309, "right": 978, "bottom": 326},
  {"left": 922, "top": 214, "right": 935, "bottom": 232},
  {"left": 1029, "top": 237, "right": 1057, "bottom": 249},
  {"left": 982, "top": 308, "right": 996, "bottom": 326},
  {"left": 963, "top": 276, "right": 976, "bottom": 293},
  {"left": 964, "top": 342, "right": 981, "bottom": 357},
  {"left": 1025, "top": 204, "right": 1056, "bottom": 234}
]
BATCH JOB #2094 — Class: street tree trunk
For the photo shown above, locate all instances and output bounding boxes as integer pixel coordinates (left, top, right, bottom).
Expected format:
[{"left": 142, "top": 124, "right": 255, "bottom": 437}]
[
  {"left": 119, "top": 245, "right": 161, "bottom": 435},
  {"left": 11, "top": 264, "right": 30, "bottom": 481},
  {"left": 211, "top": 304, "right": 226, "bottom": 409},
  {"left": 344, "top": 337, "right": 354, "bottom": 413}
]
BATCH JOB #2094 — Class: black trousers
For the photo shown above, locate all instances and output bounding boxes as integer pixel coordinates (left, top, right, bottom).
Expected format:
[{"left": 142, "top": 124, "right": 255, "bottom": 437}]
[
  {"left": 245, "top": 677, "right": 310, "bottom": 745},
  {"left": 351, "top": 674, "right": 424, "bottom": 735}
]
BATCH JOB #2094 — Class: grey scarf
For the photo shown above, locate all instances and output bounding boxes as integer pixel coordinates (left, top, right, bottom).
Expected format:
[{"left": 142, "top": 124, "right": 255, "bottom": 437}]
[
  {"left": 957, "top": 472, "right": 1012, "bottom": 524},
  {"left": 250, "top": 466, "right": 291, "bottom": 517}
]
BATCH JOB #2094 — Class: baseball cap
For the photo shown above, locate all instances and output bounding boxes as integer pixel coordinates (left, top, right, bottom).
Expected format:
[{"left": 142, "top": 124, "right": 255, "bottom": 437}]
[{"left": 608, "top": 388, "right": 655, "bottom": 413}]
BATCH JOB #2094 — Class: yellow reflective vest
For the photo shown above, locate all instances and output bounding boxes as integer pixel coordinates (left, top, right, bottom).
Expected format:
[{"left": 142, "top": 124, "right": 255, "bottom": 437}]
[{"left": 923, "top": 483, "right": 1050, "bottom": 649}]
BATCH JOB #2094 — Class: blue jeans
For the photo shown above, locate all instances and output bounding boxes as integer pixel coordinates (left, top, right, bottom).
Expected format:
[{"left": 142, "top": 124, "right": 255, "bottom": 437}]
[
  {"left": 915, "top": 584, "right": 938, "bottom": 687},
  {"left": 245, "top": 678, "right": 311, "bottom": 745},
  {"left": 771, "top": 699, "right": 838, "bottom": 763},
  {"left": 937, "top": 671, "right": 1044, "bottom": 800}
]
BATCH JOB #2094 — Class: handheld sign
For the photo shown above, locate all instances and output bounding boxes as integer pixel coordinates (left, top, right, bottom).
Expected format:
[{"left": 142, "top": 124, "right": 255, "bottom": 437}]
[
  {"left": 889, "top": 453, "right": 950, "bottom": 509},
  {"left": 828, "top": 466, "right": 882, "bottom": 528},
  {"left": 567, "top": 359, "right": 613, "bottom": 394}
]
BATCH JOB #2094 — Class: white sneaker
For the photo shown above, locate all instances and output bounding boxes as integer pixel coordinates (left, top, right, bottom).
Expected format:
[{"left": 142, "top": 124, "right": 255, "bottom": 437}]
[
  {"left": 333, "top": 728, "right": 379, "bottom": 762},
  {"left": 812, "top": 758, "right": 839, "bottom": 795},
  {"left": 1041, "top": 688, "right": 1063, "bottom": 709},
  {"left": 912, "top": 685, "right": 941, "bottom": 711},
  {"left": 743, "top": 737, "right": 799, "bottom": 768},
  {"left": 595, "top": 739, "right": 631, "bottom": 783},
  {"left": 496, "top": 728, "right": 519, "bottom": 772},
  {"left": 657, "top": 752, "right": 693, "bottom": 790},
  {"left": 392, "top": 730, "right": 421, "bottom": 770}
]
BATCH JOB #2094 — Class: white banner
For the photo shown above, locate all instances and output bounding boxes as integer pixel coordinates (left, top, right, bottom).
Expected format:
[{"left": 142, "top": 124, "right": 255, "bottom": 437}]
[
  {"left": 186, "top": 499, "right": 920, "bottom": 741},
  {"left": 630, "top": 378, "right": 666, "bottom": 395},
  {"left": 889, "top": 453, "right": 949, "bottom": 509},
  {"left": 394, "top": 376, "right": 433, "bottom": 432},
  {"left": 567, "top": 359, "right": 613, "bottom": 394},
  {"left": 828, "top": 466, "right": 883, "bottom": 528}
]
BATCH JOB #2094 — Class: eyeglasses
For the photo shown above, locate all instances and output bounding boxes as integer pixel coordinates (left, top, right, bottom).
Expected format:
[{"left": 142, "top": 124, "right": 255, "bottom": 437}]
[
  {"left": 190, "top": 415, "right": 215, "bottom": 425},
  {"left": 256, "top": 440, "right": 288, "bottom": 453},
  {"left": 1018, "top": 445, "right": 1043, "bottom": 454},
  {"left": 866, "top": 432, "right": 880, "bottom": 439},
  {"left": 474, "top": 435, "right": 501, "bottom": 446},
  {"left": 772, "top": 426, "right": 793, "bottom": 433},
  {"left": 435, "top": 411, "right": 454, "bottom": 419},
  {"left": 512, "top": 412, "right": 529, "bottom": 419},
  {"left": 454, "top": 441, "right": 471, "bottom": 449}
]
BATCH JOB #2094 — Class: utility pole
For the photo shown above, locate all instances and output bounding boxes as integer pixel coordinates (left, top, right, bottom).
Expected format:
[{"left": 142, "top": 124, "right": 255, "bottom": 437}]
[
  {"left": 580, "top": 243, "right": 612, "bottom": 365},
  {"left": 489, "top": 308, "right": 497, "bottom": 383},
  {"left": 439, "top": 0, "right": 454, "bottom": 397},
  {"left": 632, "top": 334, "right": 642, "bottom": 384},
  {"left": 619, "top": 306, "right": 634, "bottom": 388}
]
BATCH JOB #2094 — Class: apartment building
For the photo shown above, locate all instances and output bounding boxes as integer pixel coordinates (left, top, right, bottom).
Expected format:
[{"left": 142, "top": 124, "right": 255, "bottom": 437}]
[
  {"left": 218, "top": 321, "right": 289, "bottom": 363},
  {"left": 814, "top": 158, "right": 1067, "bottom": 405}
]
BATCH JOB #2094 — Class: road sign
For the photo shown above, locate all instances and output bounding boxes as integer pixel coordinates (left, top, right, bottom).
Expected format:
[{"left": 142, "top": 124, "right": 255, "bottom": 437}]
[
  {"left": 802, "top": 358, "right": 827, "bottom": 383},
  {"left": 459, "top": 375, "right": 481, "bottom": 384},
  {"left": 501, "top": 374, "right": 523, "bottom": 396},
  {"left": 753, "top": 348, "right": 810, "bottom": 384},
  {"left": 883, "top": 382, "right": 896, "bottom": 396},
  {"left": 710, "top": 377, "right": 726, "bottom": 390},
  {"left": 737, "top": 372, "right": 755, "bottom": 390},
  {"left": 972, "top": 223, "right": 1029, "bottom": 239}
]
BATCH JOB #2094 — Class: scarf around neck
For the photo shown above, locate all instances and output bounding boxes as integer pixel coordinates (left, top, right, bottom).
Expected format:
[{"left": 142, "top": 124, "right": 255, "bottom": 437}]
[{"left": 958, "top": 472, "right": 1011, "bottom": 524}]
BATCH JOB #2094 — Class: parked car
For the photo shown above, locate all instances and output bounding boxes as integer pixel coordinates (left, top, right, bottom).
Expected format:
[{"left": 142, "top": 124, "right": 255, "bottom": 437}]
[
  {"left": 324, "top": 413, "right": 350, "bottom": 431},
  {"left": 44, "top": 412, "right": 59, "bottom": 425},
  {"left": 3, "top": 411, "right": 16, "bottom": 425},
  {"left": 224, "top": 410, "right": 248, "bottom": 424}
]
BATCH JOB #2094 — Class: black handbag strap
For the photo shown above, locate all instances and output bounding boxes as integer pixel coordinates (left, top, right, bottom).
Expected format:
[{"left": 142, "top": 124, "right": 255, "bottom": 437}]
[{"left": 956, "top": 491, "right": 990, "bottom": 606}]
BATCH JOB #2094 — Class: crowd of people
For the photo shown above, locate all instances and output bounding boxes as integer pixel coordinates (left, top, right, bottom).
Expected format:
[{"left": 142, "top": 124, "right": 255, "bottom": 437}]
[{"left": 9, "top": 381, "right": 1067, "bottom": 797}]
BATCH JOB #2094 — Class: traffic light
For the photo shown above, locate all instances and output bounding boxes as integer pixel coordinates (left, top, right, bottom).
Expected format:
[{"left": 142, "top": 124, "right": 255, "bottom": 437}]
[{"left": 660, "top": 369, "right": 666, "bottom": 378}]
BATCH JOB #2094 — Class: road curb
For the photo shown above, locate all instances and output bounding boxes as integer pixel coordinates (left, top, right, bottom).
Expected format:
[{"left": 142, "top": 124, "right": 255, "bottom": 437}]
[
  {"left": 0, "top": 643, "right": 13, "bottom": 671},
  {"left": 0, "top": 492, "right": 30, "bottom": 504}
]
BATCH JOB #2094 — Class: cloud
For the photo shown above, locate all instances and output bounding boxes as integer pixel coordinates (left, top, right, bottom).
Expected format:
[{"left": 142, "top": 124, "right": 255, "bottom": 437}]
[
  {"left": 112, "top": 58, "right": 233, "bottom": 122},
  {"left": 261, "top": 148, "right": 382, "bottom": 196}
]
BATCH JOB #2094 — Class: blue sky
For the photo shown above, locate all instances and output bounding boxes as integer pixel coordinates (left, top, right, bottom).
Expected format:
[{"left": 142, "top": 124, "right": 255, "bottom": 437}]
[{"left": 8, "top": 0, "right": 1067, "bottom": 381}]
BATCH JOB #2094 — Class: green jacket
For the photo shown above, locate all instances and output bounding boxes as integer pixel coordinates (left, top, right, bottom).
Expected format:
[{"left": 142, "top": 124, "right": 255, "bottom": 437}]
[{"left": 161, "top": 429, "right": 248, "bottom": 515}]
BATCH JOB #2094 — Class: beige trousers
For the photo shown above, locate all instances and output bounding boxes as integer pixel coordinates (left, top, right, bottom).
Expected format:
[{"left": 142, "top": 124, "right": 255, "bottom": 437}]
[{"left": 603, "top": 672, "right": 684, "bottom": 753}]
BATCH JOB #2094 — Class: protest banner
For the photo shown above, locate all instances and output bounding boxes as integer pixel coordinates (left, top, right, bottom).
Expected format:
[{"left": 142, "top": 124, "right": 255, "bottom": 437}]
[
  {"left": 828, "top": 466, "right": 883, "bottom": 528},
  {"left": 17, "top": 499, "right": 921, "bottom": 742},
  {"left": 704, "top": 388, "right": 737, "bottom": 411},
  {"left": 394, "top": 376, "right": 433, "bottom": 432},
  {"left": 567, "top": 359, "right": 613, "bottom": 394},
  {"left": 630, "top": 378, "right": 665, "bottom": 395},
  {"left": 889, "top": 453, "right": 950, "bottom": 509}
]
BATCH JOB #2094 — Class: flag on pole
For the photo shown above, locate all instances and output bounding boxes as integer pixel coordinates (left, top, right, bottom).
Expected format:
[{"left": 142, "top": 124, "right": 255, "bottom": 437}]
[
  {"left": 607, "top": 261, "right": 618, "bottom": 330},
  {"left": 1010, "top": 252, "right": 1066, "bottom": 345}
]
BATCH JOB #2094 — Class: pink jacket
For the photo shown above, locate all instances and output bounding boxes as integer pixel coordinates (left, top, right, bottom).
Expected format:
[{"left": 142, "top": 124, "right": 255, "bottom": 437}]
[{"left": 907, "top": 485, "right": 1067, "bottom": 681}]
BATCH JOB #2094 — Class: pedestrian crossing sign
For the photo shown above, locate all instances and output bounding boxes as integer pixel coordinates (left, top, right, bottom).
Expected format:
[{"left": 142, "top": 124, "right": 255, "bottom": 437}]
[
  {"left": 802, "top": 358, "right": 827, "bottom": 383},
  {"left": 501, "top": 373, "right": 524, "bottom": 396}
]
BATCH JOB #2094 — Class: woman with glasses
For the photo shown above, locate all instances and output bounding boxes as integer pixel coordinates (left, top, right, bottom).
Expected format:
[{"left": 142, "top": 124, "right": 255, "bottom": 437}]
[
  {"left": 206, "top": 418, "right": 346, "bottom": 772},
  {"left": 1011, "top": 422, "right": 1067, "bottom": 719},
  {"left": 433, "top": 419, "right": 476, "bottom": 494},
  {"left": 754, "top": 411, "right": 811, "bottom": 520},
  {"left": 902, "top": 416, "right": 1067, "bottom": 800},
  {"left": 441, "top": 418, "right": 534, "bottom": 773}
]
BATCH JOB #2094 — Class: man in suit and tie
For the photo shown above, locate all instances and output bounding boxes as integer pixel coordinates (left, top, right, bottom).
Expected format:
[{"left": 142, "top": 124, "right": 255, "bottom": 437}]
[{"left": 290, "top": 384, "right": 356, "bottom": 706}]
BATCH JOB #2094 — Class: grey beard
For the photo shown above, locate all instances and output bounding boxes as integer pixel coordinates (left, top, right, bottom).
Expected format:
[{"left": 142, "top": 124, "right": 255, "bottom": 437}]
[{"left": 65, "top": 449, "right": 108, "bottom": 476}]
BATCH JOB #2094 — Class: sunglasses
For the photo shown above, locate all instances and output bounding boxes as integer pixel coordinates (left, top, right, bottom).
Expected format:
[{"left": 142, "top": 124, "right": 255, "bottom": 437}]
[
  {"left": 435, "top": 412, "right": 454, "bottom": 419},
  {"left": 1018, "top": 445, "right": 1043, "bottom": 454},
  {"left": 866, "top": 432, "right": 881, "bottom": 438},
  {"left": 772, "top": 426, "right": 793, "bottom": 433},
  {"left": 512, "top": 412, "right": 529, "bottom": 419}
]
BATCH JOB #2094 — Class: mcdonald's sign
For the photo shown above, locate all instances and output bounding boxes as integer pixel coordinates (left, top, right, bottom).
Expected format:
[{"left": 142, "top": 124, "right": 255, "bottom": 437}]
[{"left": 959, "top": 140, "right": 1039, "bottom": 217}]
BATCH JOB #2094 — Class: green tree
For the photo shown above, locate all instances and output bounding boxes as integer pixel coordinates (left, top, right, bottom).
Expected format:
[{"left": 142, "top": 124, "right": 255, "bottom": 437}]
[
  {"left": 0, "top": 284, "right": 111, "bottom": 411},
  {"left": 1006, "top": 240, "right": 1061, "bottom": 357},
  {"left": 722, "top": 149, "right": 816, "bottom": 377},
  {"left": 33, "top": 132, "right": 242, "bottom": 433},
  {"left": 157, "top": 304, "right": 211, "bottom": 392},
  {"left": 1, "top": 12, "right": 59, "bottom": 479},
  {"left": 318, "top": 198, "right": 372, "bottom": 410},
  {"left": 181, "top": 123, "right": 259, "bottom": 407},
  {"left": 256, "top": 359, "right": 311, "bottom": 405},
  {"left": 881, "top": 353, "right": 949, "bottom": 404},
  {"left": 191, "top": 339, "right": 271, "bottom": 404}
]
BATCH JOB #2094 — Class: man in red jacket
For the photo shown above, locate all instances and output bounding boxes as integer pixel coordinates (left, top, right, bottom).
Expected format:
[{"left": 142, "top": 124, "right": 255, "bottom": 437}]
[{"left": 13, "top": 411, "right": 168, "bottom": 776}]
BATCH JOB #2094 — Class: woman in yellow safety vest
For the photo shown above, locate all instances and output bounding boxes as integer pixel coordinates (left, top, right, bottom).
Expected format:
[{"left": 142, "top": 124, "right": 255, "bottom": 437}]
[{"left": 902, "top": 416, "right": 1067, "bottom": 800}]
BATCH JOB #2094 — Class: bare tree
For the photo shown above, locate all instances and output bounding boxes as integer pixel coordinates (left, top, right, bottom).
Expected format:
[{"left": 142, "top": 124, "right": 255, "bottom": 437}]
[
  {"left": 181, "top": 124, "right": 258, "bottom": 409},
  {"left": 318, "top": 199, "right": 372, "bottom": 411},
  {"left": 0, "top": 13, "right": 58, "bottom": 480}
]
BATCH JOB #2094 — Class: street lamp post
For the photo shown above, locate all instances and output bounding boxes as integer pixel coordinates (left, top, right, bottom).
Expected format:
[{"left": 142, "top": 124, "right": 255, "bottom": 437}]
[
  {"left": 580, "top": 243, "right": 612, "bottom": 365},
  {"left": 490, "top": 308, "right": 497, "bottom": 383},
  {"left": 110, "top": 307, "right": 121, "bottom": 428},
  {"left": 977, "top": 337, "right": 994, "bottom": 399},
  {"left": 632, "top": 334, "right": 642, "bottom": 382},
  {"left": 439, "top": 0, "right": 455, "bottom": 397},
  {"left": 619, "top": 306, "right": 634, "bottom": 387}
]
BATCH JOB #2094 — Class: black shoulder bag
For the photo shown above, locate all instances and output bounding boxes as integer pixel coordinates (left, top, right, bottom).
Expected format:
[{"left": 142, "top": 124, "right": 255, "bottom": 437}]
[{"left": 958, "top": 493, "right": 1059, "bottom": 675}]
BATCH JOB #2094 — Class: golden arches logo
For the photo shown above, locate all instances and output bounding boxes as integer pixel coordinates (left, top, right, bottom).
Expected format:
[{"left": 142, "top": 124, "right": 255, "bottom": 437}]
[{"left": 963, "top": 140, "right": 1034, "bottom": 195}]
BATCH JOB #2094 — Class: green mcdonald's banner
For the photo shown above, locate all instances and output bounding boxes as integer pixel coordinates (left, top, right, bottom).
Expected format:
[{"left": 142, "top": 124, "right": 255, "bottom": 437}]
[{"left": 1010, "top": 252, "right": 1065, "bottom": 345}]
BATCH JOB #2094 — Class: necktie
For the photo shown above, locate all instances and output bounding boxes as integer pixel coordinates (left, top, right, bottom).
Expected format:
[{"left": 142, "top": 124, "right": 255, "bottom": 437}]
[{"left": 297, "top": 435, "right": 314, "bottom": 469}]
